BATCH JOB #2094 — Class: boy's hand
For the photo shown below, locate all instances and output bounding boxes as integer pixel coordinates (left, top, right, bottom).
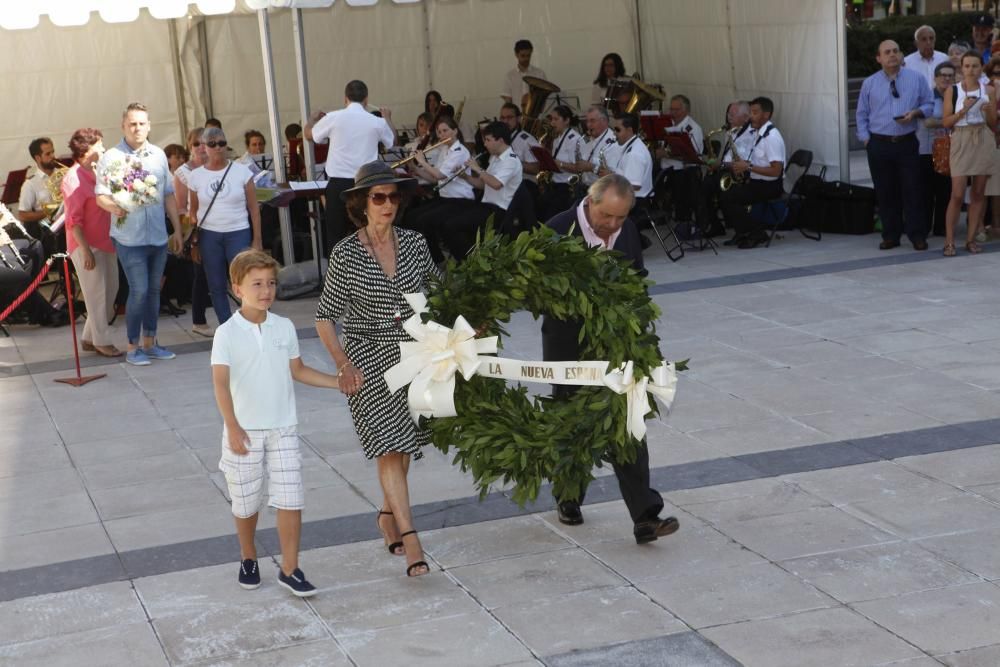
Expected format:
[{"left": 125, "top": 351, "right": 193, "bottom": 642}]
[{"left": 226, "top": 424, "right": 251, "bottom": 456}]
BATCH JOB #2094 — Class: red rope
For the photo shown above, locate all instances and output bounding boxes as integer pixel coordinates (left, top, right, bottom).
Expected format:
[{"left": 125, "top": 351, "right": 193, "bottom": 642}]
[{"left": 0, "top": 257, "right": 55, "bottom": 323}]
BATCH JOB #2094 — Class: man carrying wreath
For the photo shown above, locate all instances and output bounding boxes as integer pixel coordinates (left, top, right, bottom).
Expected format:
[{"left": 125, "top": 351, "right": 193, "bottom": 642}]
[{"left": 543, "top": 174, "right": 679, "bottom": 544}]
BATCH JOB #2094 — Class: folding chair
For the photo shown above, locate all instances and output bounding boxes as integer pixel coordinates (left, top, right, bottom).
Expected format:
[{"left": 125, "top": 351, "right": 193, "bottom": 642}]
[
  {"left": 632, "top": 195, "right": 685, "bottom": 262},
  {"left": 759, "top": 149, "right": 821, "bottom": 247}
]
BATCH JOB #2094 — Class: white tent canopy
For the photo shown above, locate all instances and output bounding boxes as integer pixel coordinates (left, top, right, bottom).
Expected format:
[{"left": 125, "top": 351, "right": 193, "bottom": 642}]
[{"left": 1, "top": 0, "right": 849, "bottom": 198}]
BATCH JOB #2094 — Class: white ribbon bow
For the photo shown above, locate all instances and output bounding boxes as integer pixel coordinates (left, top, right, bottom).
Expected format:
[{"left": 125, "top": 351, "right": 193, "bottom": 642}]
[
  {"left": 383, "top": 293, "right": 498, "bottom": 421},
  {"left": 603, "top": 361, "right": 678, "bottom": 440}
]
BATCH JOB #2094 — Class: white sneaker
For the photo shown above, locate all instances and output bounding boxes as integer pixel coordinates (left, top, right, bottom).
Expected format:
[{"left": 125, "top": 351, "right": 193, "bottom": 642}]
[{"left": 192, "top": 324, "right": 215, "bottom": 338}]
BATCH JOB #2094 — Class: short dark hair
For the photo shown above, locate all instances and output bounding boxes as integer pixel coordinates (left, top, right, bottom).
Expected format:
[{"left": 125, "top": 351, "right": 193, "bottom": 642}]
[
  {"left": 615, "top": 113, "right": 640, "bottom": 133},
  {"left": 935, "top": 61, "right": 957, "bottom": 76},
  {"left": 244, "top": 129, "right": 265, "bottom": 149},
  {"left": 123, "top": 102, "right": 148, "bottom": 119},
  {"left": 345, "top": 80, "right": 368, "bottom": 103},
  {"left": 163, "top": 143, "right": 188, "bottom": 163},
  {"left": 67, "top": 129, "right": 102, "bottom": 161},
  {"left": 750, "top": 96, "right": 774, "bottom": 115},
  {"left": 670, "top": 94, "right": 691, "bottom": 112},
  {"left": 501, "top": 102, "right": 522, "bottom": 117},
  {"left": 550, "top": 105, "right": 574, "bottom": 122},
  {"left": 514, "top": 39, "right": 533, "bottom": 52},
  {"left": 284, "top": 123, "right": 302, "bottom": 141},
  {"left": 343, "top": 187, "right": 411, "bottom": 229},
  {"left": 482, "top": 121, "right": 511, "bottom": 145},
  {"left": 29, "top": 137, "right": 52, "bottom": 159},
  {"left": 205, "top": 117, "right": 222, "bottom": 129}
]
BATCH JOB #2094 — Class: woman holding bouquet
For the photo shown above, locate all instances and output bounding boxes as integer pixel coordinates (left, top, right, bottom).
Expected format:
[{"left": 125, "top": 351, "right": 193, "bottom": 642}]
[
  {"left": 62, "top": 128, "right": 121, "bottom": 358},
  {"left": 95, "top": 102, "right": 184, "bottom": 367},
  {"left": 187, "top": 127, "right": 262, "bottom": 324}
]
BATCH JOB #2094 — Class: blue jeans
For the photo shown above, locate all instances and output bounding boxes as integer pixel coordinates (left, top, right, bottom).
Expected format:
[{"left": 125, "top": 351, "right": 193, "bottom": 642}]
[
  {"left": 199, "top": 227, "right": 251, "bottom": 323},
  {"left": 114, "top": 242, "right": 167, "bottom": 345}
]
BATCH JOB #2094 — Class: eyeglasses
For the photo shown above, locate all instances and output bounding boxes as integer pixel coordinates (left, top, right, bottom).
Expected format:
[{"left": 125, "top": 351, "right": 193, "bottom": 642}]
[
  {"left": 206, "top": 141, "right": 227, "bottom": 148},
  {"left": 937, "top": 72, "right": 955, "bottom": 78},
  {"left": 368, "top": 191, "right": 402, "bottom": 205},
  {"left": 890, "top": 80, "right": 900, "bottom": 98}
]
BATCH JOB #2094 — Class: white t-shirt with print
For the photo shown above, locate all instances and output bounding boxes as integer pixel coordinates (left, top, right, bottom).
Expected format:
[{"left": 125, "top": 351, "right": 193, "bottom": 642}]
[{"left": 187, "top": 161, "right": 254, "bottom": 233}]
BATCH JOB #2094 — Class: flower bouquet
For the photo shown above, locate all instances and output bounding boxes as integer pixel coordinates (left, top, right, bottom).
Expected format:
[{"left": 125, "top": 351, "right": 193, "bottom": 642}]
[{"left": 98, "top": 154, "right": 159, "bottom": 227}]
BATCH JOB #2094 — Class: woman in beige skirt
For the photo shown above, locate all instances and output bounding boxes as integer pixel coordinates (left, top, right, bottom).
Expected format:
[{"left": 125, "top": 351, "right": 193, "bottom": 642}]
[{"left": 942, "top": 52, "right": 997, "bottom": 256}]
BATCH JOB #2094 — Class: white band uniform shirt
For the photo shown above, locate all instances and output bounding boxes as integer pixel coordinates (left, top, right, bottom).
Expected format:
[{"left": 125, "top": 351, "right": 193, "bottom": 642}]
[
  {"left": 551, "top": 128, "right": 581, "bottom": 185},
  {"left": 187, "top": 161, "right": 255, "bottom": 233},
  {"left": 723, "top": 123, "right": 755, "bottom": 163},
  {"left": 903, "top": 50, "right": 950, "bottom": 89},
  {"left": 746, "top": 121, "right": 786, "bottom": 182},
  {"left": 510, "top": 129, "right": 540, "bottom": 184},
  {"left": 582, "top": 128, "right": 617, "bottom": 186},
  {"left": 17, "top": 167, "right": 53, "bottom": 216},
  {"left": 661, "top": 115, "right": 704, "bottom": 170},
  {"left": 502, "top": 64, "right": 547, "bottom": 102},
  {"left": 482, "top": 149, "right": 523, "bottom": 210},
  {"left": 436, "top": 142, "right": 475, "bottom": 199},
  {"left": 211, "top": 310, "right": 300, "bottom": 429},
  {"left": 310, "top": 102, "right": 395, "bottom": 179},
  {"left": 613, "top": 136, "right": 653, "bottom": 198}
]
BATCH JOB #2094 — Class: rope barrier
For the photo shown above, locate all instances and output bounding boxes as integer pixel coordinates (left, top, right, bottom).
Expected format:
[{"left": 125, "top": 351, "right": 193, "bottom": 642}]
[{"left": 0, "top": 257, "right": 55, "bottom": 324}]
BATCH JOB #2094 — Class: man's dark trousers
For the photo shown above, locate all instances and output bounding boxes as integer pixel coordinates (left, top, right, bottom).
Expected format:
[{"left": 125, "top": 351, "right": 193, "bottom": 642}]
[{"left": 867, "top": 134, "right": 927, "bottom": 243}]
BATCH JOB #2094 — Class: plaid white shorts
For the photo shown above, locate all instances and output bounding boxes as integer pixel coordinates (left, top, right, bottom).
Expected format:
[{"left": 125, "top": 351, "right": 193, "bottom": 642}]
[{"left": 219, "top": 425, "right": 304, "bottom": 518}]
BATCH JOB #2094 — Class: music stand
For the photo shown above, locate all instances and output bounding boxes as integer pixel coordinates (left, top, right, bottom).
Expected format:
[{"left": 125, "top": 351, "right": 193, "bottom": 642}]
[
  {"left": 529, "top": 146, "right": 561, "bottom": 173},
  {"left": 662, "top": 133, "right": 702, "bottom": 165}
]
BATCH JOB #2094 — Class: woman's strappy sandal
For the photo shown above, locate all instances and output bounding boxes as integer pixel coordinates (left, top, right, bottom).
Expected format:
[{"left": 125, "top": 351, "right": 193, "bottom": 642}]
[
  {"left": 943, "top": 243, "right": 957, "bottom": 257},
  {"left": 965, "top": 241, "right": 983, "bottom": 254},
  {"left": 400, "top": 530, "right": 429, "bottom": 577},
  {"left": 376, "top": 510, "right": 404, "bottom": 556}
]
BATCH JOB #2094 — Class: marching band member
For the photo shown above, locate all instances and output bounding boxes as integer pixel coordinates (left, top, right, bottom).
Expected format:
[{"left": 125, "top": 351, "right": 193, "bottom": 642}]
[
  {"left": 501, "top": 39, "right": 547, "bottom": 104},
  {"left": 575, "top": 106, "right": 617, "bottom": 190},
  {"left": 592, "top": 53, "right": 627, "bottom": 105},
  {"left": 721, "top": 96, "right": 786, "bottom": 249},
  {"left": 305, "top": 79, "right": 396, "bottom": 255},
  {"left": 405, "top": 116, "right": 475, "bottom": 262},
  {"left": 654, "top": 94, "right": 704, "bottom": 222},
  {"left": 439, "top": 122, "right": 522, "bottom": 260},
  {"left": 702, "top": 101, "right": 753, "bottom": 236},
  {"left": 599, "top": 114, "right": 652, "bottom": 199},
  {"left": 500, "top": 102, "right": 541, "bottom": 227},
  {"left": 540, "top": 105, "right": 583, "bottom": 219},
  {"left": 17, "top": 137, "right": 59, "bottom": 234}
]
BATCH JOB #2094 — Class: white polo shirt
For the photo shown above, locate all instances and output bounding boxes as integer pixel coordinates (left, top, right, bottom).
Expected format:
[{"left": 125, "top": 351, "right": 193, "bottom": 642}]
[
  {"left": 18, "top": 167, "right": 53, "bottom": 215},
  {"left": 722, "top": 122, "right": 755, "bottom": 163},
  {"left": 662, "top": 115, "right": 704, "bottom": 170},
  {"left": 551, "top": 128, "right": 581, "bottom": 185},
  {"left": 746, "top": 121, "right": 786, "bottom": 183},
  {"left": 211, "top": 310, "right": 300, "bottom": 429},
  {"left": 510, "top": 128, "right": 540, "bottom": 184},
  {"left": 436, "top": 142, "right": 474, "bottom": 200},
  {"left": 482, "top": 149, "right": 522, "bottom": 210},
  {"left": 502, "top": 64, "right": 547, "bottom": 102},
  {"left": 614, "top": 135, "right": 653, "bottom": 198},
  {"left": 582, "top": 128, "right": 617, "bottom": 186},
  {"left": 310, "top": 102, "right": 395, "bottom": 179}
]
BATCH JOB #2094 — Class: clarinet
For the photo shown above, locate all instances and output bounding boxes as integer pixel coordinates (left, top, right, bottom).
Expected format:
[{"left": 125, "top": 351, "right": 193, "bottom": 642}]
[{"left": 433, "top": 152, "right": 486, "bottom": 193}]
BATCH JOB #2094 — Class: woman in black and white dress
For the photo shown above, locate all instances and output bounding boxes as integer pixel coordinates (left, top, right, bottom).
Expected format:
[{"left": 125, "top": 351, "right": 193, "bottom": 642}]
[{"left": 315, "top": 162, "right": 439, "bottom": 577}]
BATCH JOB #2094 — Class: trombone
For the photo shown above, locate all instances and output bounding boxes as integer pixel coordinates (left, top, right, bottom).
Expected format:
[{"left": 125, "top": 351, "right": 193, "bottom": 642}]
[{"left": 390, "top": 138, "right": 449, "bottom": 169}]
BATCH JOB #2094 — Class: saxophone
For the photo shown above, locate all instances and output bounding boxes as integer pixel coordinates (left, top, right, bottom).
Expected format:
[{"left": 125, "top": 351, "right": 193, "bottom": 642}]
[
  {"left": 598, "top": 146, "right": 609, "bottom": 175},
  {"left": 720, "top": 128, "right": 747, "bottom": 192}
]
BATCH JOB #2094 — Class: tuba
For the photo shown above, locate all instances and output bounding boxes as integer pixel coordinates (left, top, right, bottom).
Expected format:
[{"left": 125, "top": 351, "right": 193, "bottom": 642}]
[
  {"left": 623, "top": 77, "right": 665, "bottom": 115},
  {"left": 520, "top": 75, "right": 560, "bottom": 138}
]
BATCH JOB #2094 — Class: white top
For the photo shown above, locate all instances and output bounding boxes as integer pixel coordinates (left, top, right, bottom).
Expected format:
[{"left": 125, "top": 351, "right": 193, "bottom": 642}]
[
  {"left": 211, "top": 310, "right": 300, "bottom": 429},
  {"left": 613, "top": 136, "right": 653, "bottom": 198},
  {"left": 18, "top": 168, "right": 53, "bottom": 214},
  {"left": 187, "top": 161, "right": 254, "bottom": 232},
  {"left": 502, "top": 64, "right": 547, "bottom": 102},
  {"left": 310, "top": 102, "right": 395, "bottom": 179},
  {"left": 581, "top": 128, "right": 617, "bottom": 186},
  {"left": 955, "top": 81, "right": 989, "bottom": 126},
  {"left": 436, "top": 142, "right": 475, "bottom": 200},
  {"left": 510, "top": 128, "right": 540, "bottom": 184},
  {"left": 482, "top": 149, "right": 523, "bottom": 210},
  {"left": 591, "top": 83, "right": 608, "bottom": 105},
  {"left": 173, "top": 162, "right": 193, "bottom": 214},
  {"left": 722, "top": 123, "right": 755, "bottom": 163},
  {"left": 746, "top": 122, "right": 786, "bottom": 182},
  {"left": 551, "top": 128, "right": 581, "bottom": 184},
  {"left": 662, "top": 115, "right": 704, "bottom": 170},
  {"left": 903, "top": 50, "right": 950, "bottom": 90}
]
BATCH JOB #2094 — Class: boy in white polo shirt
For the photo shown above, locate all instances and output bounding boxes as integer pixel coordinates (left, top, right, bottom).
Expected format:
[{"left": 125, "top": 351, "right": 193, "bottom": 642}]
[{"left": 211, "top": 249, "right": 344, "bottom": 597}]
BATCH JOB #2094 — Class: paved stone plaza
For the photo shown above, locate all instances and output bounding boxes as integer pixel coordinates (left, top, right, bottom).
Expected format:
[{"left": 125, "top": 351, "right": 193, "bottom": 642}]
[{"left": 2, "top": 230, "right": 1000, "bottom": 666}]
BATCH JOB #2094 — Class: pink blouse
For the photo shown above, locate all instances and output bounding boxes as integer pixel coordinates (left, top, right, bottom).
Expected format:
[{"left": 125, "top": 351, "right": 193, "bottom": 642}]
[{"left": 62, "top": 163, "right": 113, "bottom": 255}]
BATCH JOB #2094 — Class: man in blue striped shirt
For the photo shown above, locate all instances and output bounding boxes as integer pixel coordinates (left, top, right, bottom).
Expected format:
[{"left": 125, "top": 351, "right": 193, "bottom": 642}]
[{"left": 857, "top": 40, "right": 934, "bottom": 251}]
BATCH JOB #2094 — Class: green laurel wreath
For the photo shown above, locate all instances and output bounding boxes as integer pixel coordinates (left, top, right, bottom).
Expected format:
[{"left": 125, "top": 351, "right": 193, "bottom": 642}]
[{"left": 421, "top": 225, "right": 684, "bottom": 506}]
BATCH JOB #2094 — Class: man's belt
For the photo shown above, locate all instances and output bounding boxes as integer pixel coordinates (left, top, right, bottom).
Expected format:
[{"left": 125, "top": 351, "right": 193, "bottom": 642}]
[{"left": 869, "top": 132, "right": 916, "bottom": 143}]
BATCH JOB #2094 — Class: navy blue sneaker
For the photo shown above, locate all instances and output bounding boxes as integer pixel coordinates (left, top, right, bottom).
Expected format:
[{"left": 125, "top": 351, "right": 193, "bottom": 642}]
[
  {"left": 238, "top": 558, "right": 260, "bottom": 590},
  {"left": 277, "top": 567, "right": 317, "bottom": 598}
]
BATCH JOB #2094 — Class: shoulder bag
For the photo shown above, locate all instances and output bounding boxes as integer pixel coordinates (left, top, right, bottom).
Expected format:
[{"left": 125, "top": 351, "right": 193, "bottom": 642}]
[{"left": 182, "top": 161, "right": 233, "bottom": 263}]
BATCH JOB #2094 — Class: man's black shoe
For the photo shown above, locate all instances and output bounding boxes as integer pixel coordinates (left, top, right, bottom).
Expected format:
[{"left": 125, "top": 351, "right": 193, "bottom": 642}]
[
  {"left": 912, "top": 239, "right": 928, "bottom": 251},
  {"left": 879, "top": 239, "right": 900, "bottom": 250},
  {"left": 557, "top": 501, "right": 584, "bottom": 525},
  {"left": 634, "top": 516, "right": 680, "bottom": 544},
  {"left": 723, "top": 234, "right": 745, "bottom": 247}
]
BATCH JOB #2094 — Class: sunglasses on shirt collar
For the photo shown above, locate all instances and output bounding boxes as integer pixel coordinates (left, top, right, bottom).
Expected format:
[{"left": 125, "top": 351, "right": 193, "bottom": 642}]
[{"left": 890, "top": 80, "right": 900, "bottom": 99}]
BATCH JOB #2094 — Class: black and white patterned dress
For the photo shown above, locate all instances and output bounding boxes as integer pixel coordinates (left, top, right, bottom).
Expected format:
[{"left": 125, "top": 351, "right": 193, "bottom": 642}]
[{"left": 315, "top": 228, "right": 440, "bottom": 459}]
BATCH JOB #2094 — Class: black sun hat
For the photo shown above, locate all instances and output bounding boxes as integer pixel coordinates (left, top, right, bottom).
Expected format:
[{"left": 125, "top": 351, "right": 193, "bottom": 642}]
[{"left": 339, "top": 161, "right": 416, "bottom": 201}]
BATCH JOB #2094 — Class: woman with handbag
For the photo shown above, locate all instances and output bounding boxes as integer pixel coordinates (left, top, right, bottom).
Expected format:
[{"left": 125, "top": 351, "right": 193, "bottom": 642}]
[
  {"left": 187, "top": 127, "right": 262, "bottom": 324},
  {"left": 173, "top": 128, "right": 215, "bottom": 337},
  {"left": 925, "top": 62, "right": 957, "bottom": 237},
  {"left": 942, "top": 52, "right": 998, "bottom": 256}
]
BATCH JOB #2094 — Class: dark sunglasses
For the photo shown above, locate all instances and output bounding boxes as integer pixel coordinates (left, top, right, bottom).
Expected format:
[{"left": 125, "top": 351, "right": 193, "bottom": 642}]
[
  {"left": 890, "top": 80, "right": 900, "bottom": 99},
  {"left": 206, "top": 140, "right": 228, "bottom": 148},
  {"left": 368, "top": 191, "right": 402, "bottom": 205}
]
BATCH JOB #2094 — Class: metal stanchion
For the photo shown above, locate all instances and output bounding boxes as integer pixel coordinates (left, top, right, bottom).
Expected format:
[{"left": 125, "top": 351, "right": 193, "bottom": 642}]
[{"left": 53, "top": 254, "right": 105, "bottom": 387}]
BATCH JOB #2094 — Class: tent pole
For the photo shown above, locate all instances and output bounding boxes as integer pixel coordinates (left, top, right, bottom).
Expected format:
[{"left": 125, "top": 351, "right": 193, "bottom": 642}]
[
  {"left": 634, "top": 0, "right": 644, "bottom": 77},
  {"left": 257, "top": 8, "right": 294, "bottom": 267},
  {"left": 422, "top": 1, "right": 433, "bottom": 90},
  {"left": 292, "top": 7, "right": 323, "bottom": 281},
  {"left": 167, "top": 19, "right": 189, "bottom": 143},
  {"left": 835, "top": 0, "right": 850, "bottom": 182},
  {"left": 196, "top": 18, "right": 214, "bottom": 120}
]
